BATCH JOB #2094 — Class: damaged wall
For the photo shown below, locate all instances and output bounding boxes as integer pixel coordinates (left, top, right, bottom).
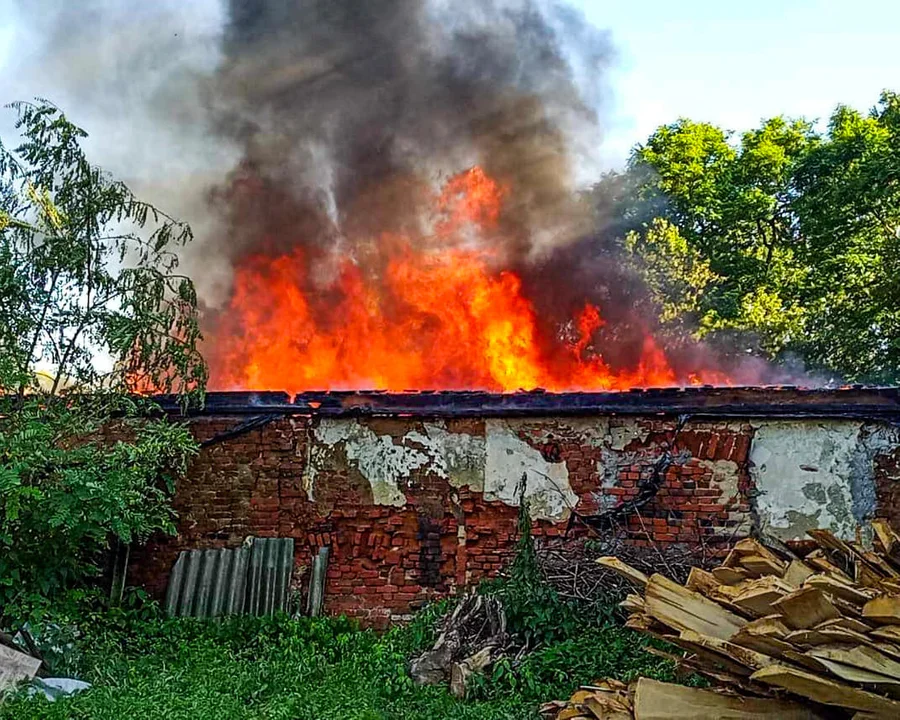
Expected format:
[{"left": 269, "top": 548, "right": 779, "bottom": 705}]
[
  {"left": 750, "top": 420, "right": 899, "bottom": 542},
  {"left": 128, "top": 407, "right": 900, "bottom": 626}
]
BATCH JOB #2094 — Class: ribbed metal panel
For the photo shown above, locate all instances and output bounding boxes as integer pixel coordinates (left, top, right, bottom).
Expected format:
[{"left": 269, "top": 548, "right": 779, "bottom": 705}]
[{"left": 164, "top": 538, "right": 293, "bottom": 619}]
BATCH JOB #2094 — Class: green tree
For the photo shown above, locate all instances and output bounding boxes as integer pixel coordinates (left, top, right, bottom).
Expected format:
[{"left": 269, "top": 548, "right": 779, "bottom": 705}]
[
  {"left": 790, "top": 93, "right": 900, "bottom": 382},
  {"left": 606, "top": 92, "right": 900, "bottom": 381},
  {"left": 0, "top": 102, "right": 206, "bottom": 620}
]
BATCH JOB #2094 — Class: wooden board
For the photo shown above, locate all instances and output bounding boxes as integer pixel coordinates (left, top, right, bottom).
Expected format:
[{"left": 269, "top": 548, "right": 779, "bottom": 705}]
[
  {"left": 783, "top": 560, "right": 816, "bottom": 587},
  {"left": 871, "top": 625, "right": 900, "bottom": 643},
  {"left": 740, "top": 555, "right": 787, "bottom": 578},
  {"left": 0, "top": 644, "right": 41, "bottom": 692},
  {"left": 596, "top": 557, "right": 650, "bottom": 588},
  {"left": 582, "top": 694, "right": 632, "bottom": 719},
  {"left": 785, "top": 629, "right": 831, "bottom": 647},
  {"left": 733, "top": 578, "right": 793, "bottom": 617},
  {"left": 632, "top": 677, "right": 824, "bottom": 719},
  {"left": 643, "top": 574, "right": 746, "bottom": 641},
  {"left": 773, "top": 587, "right": 841, "bottom": 629},
  {"left": 872, "top": 520, "right": 900, "bottom": 556},
  {"left": 861, "top": 550, "right": 900, "bottom": 579},
  {"left": 729, "top": 539, "right": 787, "bottom": 574},
  {"left": 809, "top": 655, "right": 900, "bottom": 687},
  {"left": 713, "top": 566, "right": 749, "bottom": 585},
  {"left": 804, "top": 551, "right": 854, "bottom": 582},
  {"left": 751, "top": 665, "right": 900, "bottom": 715},
  {"left": 805, "top": 574, "right": 874, "bottom": 605},
  {"left": 808, "top": 645, "right": 900, "bottom": 682},
  {"left": 741, "top": 615, "right": 792, "bottom": 639},
  {"left": 685, "top": 567, "right": 722, "bottom": 597},
  {"left": 730, "top": 629, "right": 821, "bottom": 671},
  {"left": 662, "top": 634, "right": 756, "bottom": 677},
  {"left": 863, "top": 595, "right": 900, "bottom": 625},
  {"left": 677, "top": 630, "right": 777, "bottom": 672},
  {"left": 814, "top": 617, "right": 873, "bottom": 634}
]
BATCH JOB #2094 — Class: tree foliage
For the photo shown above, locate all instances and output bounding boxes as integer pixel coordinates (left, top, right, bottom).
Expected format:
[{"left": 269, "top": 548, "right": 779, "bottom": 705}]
[
  {"left": 0, "top": 102, "right": 206, "bottom": 619},
  {"left": 606, "top": 91, "right": 900, "bottom": 382}
]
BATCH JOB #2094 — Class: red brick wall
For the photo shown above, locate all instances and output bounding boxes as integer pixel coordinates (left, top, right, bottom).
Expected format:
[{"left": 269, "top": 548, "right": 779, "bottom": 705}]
[{"left": 129, "top": 415, "right": 755, "bottom": 626}]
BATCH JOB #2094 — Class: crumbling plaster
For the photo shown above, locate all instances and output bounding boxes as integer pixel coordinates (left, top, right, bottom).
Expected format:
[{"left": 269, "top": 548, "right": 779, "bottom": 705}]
[
  {"left": 749, "top": 420, "right": 898, "bottom": 541},
  {"left": 303, "top": 417, "right": 655, "bottom": 522},
  {"left": 303, "top": 416, "right": 899, "bottom": 536}
]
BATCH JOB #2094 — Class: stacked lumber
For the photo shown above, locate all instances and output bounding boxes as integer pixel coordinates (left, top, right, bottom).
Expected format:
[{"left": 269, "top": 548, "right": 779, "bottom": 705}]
[
  {"left": 587, "top": 520, "right": 900, "bottom": 719},
  {"left": 539, "top": 676, "right": 823, "bottom": 719}
]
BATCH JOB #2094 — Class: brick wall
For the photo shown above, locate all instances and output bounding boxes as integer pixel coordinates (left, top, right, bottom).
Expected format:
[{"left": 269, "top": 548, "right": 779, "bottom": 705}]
[{"left": 129, "top": 413, "right": 759, "bottom": 626}]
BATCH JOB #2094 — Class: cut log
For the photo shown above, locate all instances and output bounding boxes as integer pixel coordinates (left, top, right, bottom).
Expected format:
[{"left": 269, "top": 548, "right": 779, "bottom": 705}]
[
  {"left": 751, "top": 665, "right": 900, "bottom": 716},
  {"left": 596, "top": 557, "right": 649, "bottom": 588},
  {"left": 643, "top": 574, "right": 746, "bottom": 641},
  {"left": 772, "top": 587, "right": 842, "bottom": 629},
  {"left": 863, "top": 595, "right": 900, "bottom": 625},
  {"left": 631, "top": 677, "right": 824, "bottom": 719}
]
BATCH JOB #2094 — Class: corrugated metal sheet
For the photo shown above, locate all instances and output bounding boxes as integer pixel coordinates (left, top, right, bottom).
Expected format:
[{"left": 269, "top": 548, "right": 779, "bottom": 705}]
[{"left": 164, "top": 538, "right": 293, "bottom": 619}]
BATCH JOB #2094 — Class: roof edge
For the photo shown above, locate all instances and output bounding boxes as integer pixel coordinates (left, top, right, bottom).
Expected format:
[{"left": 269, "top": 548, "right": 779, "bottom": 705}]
[{"left": 154, "top": 386, "right": 900, "bottom": 420}]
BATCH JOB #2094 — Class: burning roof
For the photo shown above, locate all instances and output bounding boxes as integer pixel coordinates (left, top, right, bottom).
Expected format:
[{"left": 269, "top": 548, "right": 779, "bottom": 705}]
[{"left": 161, "top": 386, "right": 900, "bottom": 421}]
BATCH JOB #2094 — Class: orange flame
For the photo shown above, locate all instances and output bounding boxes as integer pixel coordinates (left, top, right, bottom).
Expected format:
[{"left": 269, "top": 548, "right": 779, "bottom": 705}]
[{"left": 206, "top": 167, "right": 727, "bottom": 393}]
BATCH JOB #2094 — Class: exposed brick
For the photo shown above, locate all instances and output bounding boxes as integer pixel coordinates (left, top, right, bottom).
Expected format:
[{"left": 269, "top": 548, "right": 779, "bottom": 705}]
[{"left": 127, "top": 414, "right": 757, "bottom": 626}]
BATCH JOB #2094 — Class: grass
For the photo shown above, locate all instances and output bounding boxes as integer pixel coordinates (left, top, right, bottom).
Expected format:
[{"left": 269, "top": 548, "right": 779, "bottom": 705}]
[{"left": 0, "top": 608, "right": 678, "bottom": 719}]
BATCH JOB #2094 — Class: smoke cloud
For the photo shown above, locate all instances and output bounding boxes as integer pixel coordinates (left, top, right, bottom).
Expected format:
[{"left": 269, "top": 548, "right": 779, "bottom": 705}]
[
  {"left": 209, "top": 0, "right": 612, "bottom": 273},
  {"left": 0, "top": 0, "right": 802, "bottom": 387}
]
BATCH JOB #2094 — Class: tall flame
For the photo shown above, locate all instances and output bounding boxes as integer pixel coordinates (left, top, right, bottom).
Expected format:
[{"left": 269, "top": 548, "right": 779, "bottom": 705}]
[{"left": 206, "top": 167, "right": 726, "bottom": 393}]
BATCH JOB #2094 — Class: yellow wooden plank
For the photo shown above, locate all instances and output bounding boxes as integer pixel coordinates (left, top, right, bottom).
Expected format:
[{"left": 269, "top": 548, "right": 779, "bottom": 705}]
[{"left": 751, "top": 665, "right": 900, "bottom": 715}]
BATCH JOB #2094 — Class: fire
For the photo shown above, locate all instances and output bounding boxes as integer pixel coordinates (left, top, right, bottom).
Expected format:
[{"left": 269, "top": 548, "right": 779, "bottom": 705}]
[{"left": 206, "top": 167, "right": 726, "bottom": 393}]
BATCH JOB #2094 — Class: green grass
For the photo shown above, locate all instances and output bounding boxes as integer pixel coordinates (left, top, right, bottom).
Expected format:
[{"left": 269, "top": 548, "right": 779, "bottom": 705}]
[{"left": 0, "top": 609, "right": 678, "bottom": 720}]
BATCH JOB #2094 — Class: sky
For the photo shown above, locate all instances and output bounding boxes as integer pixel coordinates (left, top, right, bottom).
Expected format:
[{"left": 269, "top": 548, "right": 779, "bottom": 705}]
[
  {"left": 0, "top": 0, "right": 899, "bottom": 169},
  {"left": 579, "top": 0, "right": 900, "bottom": 163}
]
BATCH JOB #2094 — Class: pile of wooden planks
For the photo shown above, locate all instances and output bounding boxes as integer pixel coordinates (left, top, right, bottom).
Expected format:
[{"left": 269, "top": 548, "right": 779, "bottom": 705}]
[
  {"left": 539, "top": 676, "right": 824, "bottom": 719},
  {"left": 581, "top": 520, "right": 900, "bottom": 719}
]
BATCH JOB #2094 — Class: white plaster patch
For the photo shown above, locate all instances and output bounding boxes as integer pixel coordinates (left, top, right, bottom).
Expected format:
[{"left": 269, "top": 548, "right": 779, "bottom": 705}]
[
  {"left": 750, "top": 421, "right": 862, "bottom": 540},
  {"left": 312, "top": 420, "right": 423, "bottom": 506},
  {"left": 484, "top": 419, "right": 578, "bottom": 522},
  {"left": 608, "top": 420, "right": 650, "bottom": 451},
  {"left": 417, "top": 423, "right": 485, "bottom": 491},
  {"left": 307, "top": 420, "right": 484, "bottom": 506}
]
